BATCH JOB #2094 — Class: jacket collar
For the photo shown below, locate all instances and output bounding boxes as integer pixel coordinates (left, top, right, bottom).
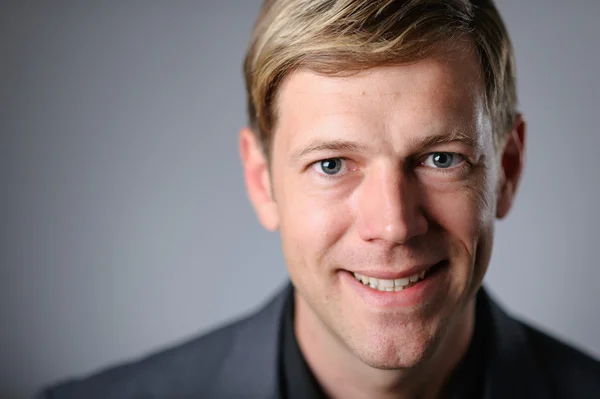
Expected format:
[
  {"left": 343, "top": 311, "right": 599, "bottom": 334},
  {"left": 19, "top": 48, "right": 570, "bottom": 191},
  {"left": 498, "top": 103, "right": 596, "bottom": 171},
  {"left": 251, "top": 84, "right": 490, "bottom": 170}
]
[
  {"left": 213, "top": 283, "right": 550, "bottom": 399},
  {"left": 480, "top": 288, "right": 551, "bottom": 399},
  {"left": 211, "top": 283, "right": 292, "bottom": 399}
]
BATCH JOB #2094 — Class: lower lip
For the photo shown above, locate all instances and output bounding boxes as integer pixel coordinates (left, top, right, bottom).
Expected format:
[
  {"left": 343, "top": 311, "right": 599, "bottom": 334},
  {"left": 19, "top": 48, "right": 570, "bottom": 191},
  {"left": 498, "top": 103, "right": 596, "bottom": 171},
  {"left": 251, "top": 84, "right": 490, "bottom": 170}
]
[{"left": 341, "top": 261, "right": 448, "bottom": 309}]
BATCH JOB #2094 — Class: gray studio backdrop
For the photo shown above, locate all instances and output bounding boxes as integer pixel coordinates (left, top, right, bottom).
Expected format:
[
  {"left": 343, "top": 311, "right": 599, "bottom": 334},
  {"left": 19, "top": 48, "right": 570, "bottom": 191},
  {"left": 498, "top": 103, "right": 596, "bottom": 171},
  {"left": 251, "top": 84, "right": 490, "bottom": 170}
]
[{"left": 1, "top": 1, "right": 599, "bottom": 398}]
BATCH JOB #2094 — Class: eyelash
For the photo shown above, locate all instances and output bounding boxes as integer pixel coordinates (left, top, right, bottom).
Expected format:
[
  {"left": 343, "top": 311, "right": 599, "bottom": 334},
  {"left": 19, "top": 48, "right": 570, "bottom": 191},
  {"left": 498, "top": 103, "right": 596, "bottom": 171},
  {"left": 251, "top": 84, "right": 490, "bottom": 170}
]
[
  {"left": 419, "top": 152, "right": 470, "bottom": 175},
  {"left": 310, "top": 153, "right": 470, "bottom": 180},
  {"left": 310, "top": 158, "right": 351, "bottom": 181}
]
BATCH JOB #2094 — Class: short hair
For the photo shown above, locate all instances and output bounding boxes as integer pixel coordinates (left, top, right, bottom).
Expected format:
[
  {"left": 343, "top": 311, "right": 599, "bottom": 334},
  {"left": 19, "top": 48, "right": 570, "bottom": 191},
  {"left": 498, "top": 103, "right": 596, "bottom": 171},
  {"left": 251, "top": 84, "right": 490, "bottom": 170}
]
[{"left": 243, "top": 0, "right": 517, "bottom": 156}]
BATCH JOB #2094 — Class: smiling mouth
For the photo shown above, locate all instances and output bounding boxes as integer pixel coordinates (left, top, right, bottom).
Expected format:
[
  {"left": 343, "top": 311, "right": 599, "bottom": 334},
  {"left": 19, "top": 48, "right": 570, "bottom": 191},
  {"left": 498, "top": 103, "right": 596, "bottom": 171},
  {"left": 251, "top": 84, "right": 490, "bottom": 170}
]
[{"left": 352, "top": 261, "right": 446, "bottom": 292}]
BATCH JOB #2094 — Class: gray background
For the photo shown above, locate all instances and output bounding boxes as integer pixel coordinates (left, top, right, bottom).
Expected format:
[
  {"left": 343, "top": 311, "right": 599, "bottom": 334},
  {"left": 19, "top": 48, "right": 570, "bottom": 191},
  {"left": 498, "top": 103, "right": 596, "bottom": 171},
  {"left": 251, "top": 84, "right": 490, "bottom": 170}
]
[{"left": 1, "top": 1, "right": 599, "bottom": 398}]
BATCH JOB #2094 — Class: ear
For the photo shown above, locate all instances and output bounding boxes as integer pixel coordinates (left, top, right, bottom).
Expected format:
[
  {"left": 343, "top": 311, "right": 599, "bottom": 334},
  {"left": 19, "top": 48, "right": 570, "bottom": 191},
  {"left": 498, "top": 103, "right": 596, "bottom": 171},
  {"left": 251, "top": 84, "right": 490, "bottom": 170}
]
[
  {"left": 239, "top": 127, "right": 279, "bottom": 231},
  {"left": 496, "top": 114, "right": 526, "bottom": 219}
]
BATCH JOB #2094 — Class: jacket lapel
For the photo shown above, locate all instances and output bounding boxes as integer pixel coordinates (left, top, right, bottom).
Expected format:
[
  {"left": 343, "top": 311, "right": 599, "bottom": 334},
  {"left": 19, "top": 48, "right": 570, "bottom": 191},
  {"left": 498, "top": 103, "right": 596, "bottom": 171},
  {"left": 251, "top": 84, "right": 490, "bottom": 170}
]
[
  {"left": 480, "top": 289, "right": 551, "bottom": 399},
  {"left": 211, "top": 283, "right": 292, "bottom": 399}
]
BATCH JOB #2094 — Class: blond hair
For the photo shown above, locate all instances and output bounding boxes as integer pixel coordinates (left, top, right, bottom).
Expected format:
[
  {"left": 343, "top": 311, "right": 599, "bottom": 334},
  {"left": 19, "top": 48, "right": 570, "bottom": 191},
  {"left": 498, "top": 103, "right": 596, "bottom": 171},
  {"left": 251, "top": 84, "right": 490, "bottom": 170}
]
[{"left": 243, "top": 0, "right": 517, "bottom": 155}]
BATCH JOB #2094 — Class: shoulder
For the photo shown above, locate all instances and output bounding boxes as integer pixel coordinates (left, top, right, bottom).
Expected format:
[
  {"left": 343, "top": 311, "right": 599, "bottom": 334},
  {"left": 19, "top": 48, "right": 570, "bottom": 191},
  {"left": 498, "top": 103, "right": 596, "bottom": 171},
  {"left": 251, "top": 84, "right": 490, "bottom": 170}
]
[
  {"left": 523, "top": 323, "right": 600, "bottom": 397},
  {"left": 36, "top": 314, "right": 254, "bottom": 399},
  {"left": 36, "top": 283, "right": 293, "bottom": 399},
  {"left": 478, "top": 288, "right": 600, "bottom": 399}
]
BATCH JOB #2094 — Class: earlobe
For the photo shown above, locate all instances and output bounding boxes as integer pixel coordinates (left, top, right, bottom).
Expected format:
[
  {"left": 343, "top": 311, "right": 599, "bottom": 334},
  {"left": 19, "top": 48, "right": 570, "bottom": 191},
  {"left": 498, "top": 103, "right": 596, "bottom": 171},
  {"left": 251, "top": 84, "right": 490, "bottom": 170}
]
[
  {"left": 496, "top": 178, "right": 514, "bottom": 219},
  {"left": 496, "top": 115, "right": 526, "bottom": 219},
  {"left": 239, "top": 127, "right": 280, "bottom": 231}
]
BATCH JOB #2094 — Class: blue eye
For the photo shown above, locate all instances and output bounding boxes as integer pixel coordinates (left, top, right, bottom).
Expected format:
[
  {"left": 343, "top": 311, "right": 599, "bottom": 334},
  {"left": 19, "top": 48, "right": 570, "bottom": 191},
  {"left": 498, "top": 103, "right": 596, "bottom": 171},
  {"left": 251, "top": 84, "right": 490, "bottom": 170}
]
[
  {"left": 319, "top": 158, "right": 343, "bottom": 175},
  {"left": 422, "top": 152, "right": 464, "bottom": 169}
]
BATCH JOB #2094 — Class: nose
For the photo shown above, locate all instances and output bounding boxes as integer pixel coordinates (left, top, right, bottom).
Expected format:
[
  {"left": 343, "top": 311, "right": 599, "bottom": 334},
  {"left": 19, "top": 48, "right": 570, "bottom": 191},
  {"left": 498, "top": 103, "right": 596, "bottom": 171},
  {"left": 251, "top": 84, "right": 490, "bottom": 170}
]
[{"left": 355, "top": 165, "right": 428, "bottom": 245}]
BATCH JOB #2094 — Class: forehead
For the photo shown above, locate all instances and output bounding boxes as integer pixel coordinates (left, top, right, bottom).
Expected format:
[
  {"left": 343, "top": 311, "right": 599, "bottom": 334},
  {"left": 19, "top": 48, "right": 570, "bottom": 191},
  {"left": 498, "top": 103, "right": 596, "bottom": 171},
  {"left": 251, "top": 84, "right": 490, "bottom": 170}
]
[{"left": 273, "top": 41, "right": 489, "bottom": 153}]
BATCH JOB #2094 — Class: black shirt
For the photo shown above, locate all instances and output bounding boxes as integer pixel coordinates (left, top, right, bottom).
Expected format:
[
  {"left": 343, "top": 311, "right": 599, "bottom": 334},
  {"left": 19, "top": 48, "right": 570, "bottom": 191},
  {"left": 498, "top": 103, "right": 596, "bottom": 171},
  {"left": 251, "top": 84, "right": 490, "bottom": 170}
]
[
  {"left": 279, "top": 290, "right": 489, "bottom": 399},
  {"left": 278, "top": 292, "right": 327, "bottom": 399}
]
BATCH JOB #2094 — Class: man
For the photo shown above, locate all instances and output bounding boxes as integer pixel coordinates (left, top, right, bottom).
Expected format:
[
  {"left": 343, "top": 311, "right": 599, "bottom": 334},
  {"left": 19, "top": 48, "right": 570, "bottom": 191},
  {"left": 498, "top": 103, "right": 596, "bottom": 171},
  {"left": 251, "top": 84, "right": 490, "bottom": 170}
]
[{"left": 38, "top": 0, "right": 600, "bottom": 398}]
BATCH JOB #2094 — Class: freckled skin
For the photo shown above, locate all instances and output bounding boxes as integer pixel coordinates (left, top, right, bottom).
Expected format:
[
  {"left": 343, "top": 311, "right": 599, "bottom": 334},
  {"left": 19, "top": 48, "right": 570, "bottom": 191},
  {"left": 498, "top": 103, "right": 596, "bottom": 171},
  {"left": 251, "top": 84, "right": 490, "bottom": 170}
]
[{"left": 240, "top": 40, "right": 524, "bottom": 398}]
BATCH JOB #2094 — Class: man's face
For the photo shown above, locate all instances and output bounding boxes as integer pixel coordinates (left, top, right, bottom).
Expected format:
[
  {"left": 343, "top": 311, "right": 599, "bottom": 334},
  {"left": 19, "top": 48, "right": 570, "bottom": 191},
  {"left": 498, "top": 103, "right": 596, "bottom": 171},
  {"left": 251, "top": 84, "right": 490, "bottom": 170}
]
[{"left": 242, "top": 41, "right": 523, "bottom": 369}]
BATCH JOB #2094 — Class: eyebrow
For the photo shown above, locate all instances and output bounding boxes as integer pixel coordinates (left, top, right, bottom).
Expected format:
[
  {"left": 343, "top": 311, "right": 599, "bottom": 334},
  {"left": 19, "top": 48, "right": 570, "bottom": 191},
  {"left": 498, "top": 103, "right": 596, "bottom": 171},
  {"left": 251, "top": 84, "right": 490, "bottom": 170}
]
[
  {"left": 412, "top": 129, "right": 477, "bottom": 150},
  {"left": 290, "top": 139, "right": 371, "bottom": 161}
]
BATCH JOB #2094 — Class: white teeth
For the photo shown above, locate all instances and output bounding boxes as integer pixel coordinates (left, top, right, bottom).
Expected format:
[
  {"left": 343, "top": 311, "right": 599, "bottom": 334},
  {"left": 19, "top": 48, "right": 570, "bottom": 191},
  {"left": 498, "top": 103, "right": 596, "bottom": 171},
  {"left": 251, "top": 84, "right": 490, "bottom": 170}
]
[
  {"left": 379, "top": 279, "right": 395, "bottom": 289},
  {"left": 394, "top": 277, "right": 409, "bottom": 287},
  {"left": 352, "top": 270, "right": 428, "bottom": 292}
]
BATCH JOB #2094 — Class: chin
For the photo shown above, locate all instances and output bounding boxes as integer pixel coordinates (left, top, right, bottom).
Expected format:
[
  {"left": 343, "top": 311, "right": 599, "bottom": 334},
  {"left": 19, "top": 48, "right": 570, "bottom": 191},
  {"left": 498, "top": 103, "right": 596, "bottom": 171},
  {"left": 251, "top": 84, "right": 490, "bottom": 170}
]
[
  {"left": 347, "top": 323, "right": 444, "bottom": 370},
  {"left": 355, "top": 342, "right": 440, "bottom": 370}
]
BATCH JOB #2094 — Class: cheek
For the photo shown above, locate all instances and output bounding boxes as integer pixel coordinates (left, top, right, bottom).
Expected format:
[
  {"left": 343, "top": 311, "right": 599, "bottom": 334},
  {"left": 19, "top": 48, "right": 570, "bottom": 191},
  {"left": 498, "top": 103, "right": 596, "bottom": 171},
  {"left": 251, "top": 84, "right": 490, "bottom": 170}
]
[
  {"left": 422, "top": 176, "right": 496, "bottom": 294},
  {"left": 423, "top": 179, "right": 495, "bottom": 254},
  {"left": 278, "top": 186, "right": 353, "bottom": 267}
]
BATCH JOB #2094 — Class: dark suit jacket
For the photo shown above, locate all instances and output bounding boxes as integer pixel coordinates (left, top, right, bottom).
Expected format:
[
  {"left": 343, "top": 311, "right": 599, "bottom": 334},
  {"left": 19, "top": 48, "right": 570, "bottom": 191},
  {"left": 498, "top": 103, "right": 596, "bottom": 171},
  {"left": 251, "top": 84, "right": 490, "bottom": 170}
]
[{"left": 37, "top": 284, "right": 600, "bottom": 399}]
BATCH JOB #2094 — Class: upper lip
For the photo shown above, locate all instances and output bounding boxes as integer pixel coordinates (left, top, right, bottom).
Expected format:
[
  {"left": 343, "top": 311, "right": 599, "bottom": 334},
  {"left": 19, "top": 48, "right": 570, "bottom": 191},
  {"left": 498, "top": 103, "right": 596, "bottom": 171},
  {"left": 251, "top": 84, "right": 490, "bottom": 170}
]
[{"left": 346, "top": 261, "right": 444, "bottom": 280}]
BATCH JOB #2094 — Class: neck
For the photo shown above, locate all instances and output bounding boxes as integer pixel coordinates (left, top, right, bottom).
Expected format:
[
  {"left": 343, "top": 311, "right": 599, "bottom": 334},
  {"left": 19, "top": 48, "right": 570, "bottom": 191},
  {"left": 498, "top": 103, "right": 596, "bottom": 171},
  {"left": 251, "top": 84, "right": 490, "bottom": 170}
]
[{"left": 294, "top": 292, "right": 475, "bottom": 399}]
